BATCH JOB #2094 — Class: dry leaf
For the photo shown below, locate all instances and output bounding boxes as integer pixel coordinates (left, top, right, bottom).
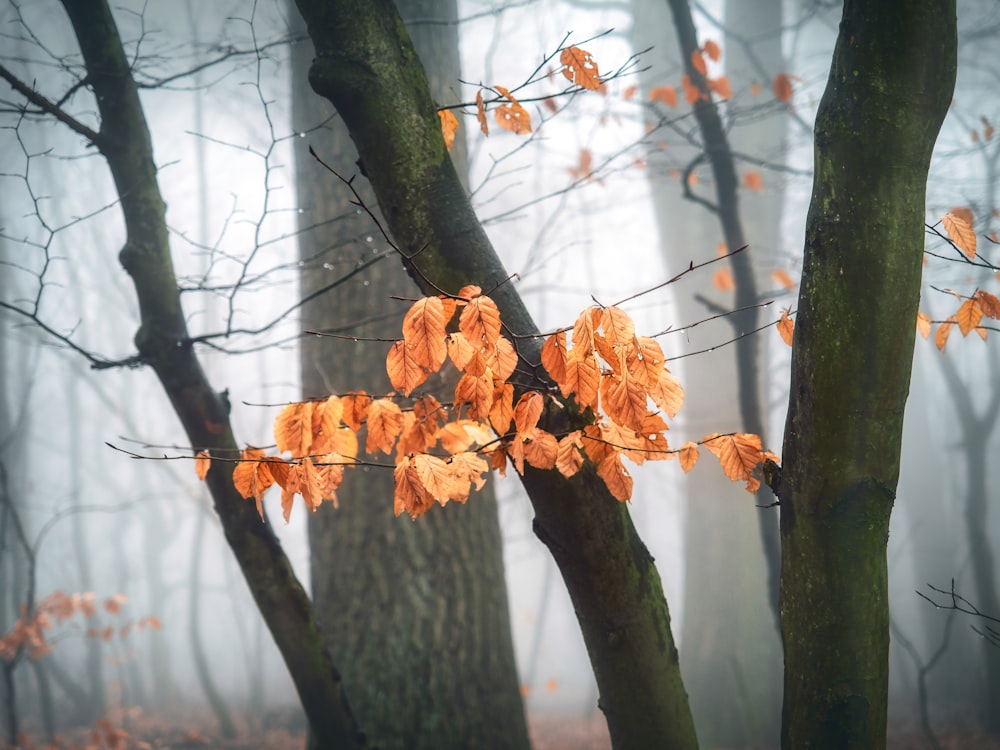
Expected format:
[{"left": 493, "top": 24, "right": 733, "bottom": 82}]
[
  {"left": 649, "top": 85, "right": 678, "bottom": 107},
  {"left": 941, "top": 212, "right": 976, "bottom": 258},
  {"left": 560, "top": 46, "right": 601, "bottom": 90},
  {"left": 475, "top": 90, "right": 489, "bottom": 135},
  {"left": 777, "top": 309, "right": 794, "bottom": 346},
  {"left": 439, "top": 110, "right": 458, "bottom": 151},
  {"left": 194, "top": 450, "right": 210, "bottom": 480}
]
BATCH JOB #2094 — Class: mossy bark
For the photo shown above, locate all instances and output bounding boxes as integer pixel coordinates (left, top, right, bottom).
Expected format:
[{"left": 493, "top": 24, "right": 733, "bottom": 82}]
[
  {"left": 292, "top": 0, "right": 697, "bottom": 747},
  {"left": 57, "top": 1, "right": 365, "bottom": 746},
  {"left": 778, "top": 2, "right": 956, "bottom": 748}
]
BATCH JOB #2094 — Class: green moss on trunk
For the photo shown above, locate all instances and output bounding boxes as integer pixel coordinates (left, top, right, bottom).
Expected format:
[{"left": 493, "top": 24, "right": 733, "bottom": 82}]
[{"left": 778, "top": 2, "right": 956, "bottom": 748}]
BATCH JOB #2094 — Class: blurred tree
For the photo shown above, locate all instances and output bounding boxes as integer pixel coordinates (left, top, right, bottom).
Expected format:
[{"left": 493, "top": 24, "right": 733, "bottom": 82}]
[
  {"left": 633, "top": 0, "right": 787, "bottom": 742},
  {"left": 289, "top": 0, "right": 529, "bottom": 746}
]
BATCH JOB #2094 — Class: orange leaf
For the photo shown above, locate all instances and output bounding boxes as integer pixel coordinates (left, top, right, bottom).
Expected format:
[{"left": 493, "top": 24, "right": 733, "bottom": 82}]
[
  {"left": 681, "top": 74, "right": 701, "bottom": 104},
  {"left": 402, "top": 296, "right": 449, "bottom": 371},
  {"left": 562, "top": 354, "right": 601, "bottom": 410},
  {"left": 489, "top": 381, "right": 515, "bottom": 434},
  {"left": 523, "top": 430, "right": 558, "bottom": 470},
  {"left": 104, "top": 594, "right": 127, "bottom": 616},
  {"left": 459, "top": 294, "right": 502, "bottom": 347},
  {"left": 475, "top": 90, "right": 489, "bottom": 135},
  {"left": 274, "top": 402, "right": 314, "bottom": 455},
  {"left": 596, "top": 454, "right": 633, "bottom": 501},
  {"left": 622, "top": 84, "right": 637, "bottom": 100},
  {"left": 194, "top": 450, "right": 210, "bottom": 481},
  {"left": 713, "top": 268, "right": 735, "bottom": 291},
  {"left": 386, "top": 340, "right": 429, "bottom": 397},
  {"left": 975, "top": 290, "right": 1000, "bottom": 319},
  {"left": 941, "top": 212, "right": 976, "bottom": 258},
  {"left": 513, "top": 392, "right": 544, "bottom": 437},
  {"left": 341, "top": 393, "right": 372, "bottom": 432},
  {"left": 560, "top": 46, "right": 601, "bottom": 91},
  {"left": 934, "top": 315, "right": 955, "bottom": 352},
  {"left": 568, "top": 148, "right": 594, "bottom": 181},
  {"left": 750, "top": 81, "right": 761, "bottom": 97},
  {"left": 956, "top": 297, "right": 983, "bottom": 337},
  {"left": 541, "top": 330, "right": 569, "bottom": 385},
  {"left": 703, "top": 432, "right": 763, "bottom": 492},
  {"left": 702, "top": 40, "right": 721, "bottom": 62},
  {"left": 916, "top": 311, "right": 931, "bottom": 339},
  {"left": 690, "top": 50, "right": 708, "bottom": 76},
  {"left": 708, "top": 76, "right": 732, "bottom": 100},
  {"left": 949, "top": 206, "right": 974, "bottom": 227},
  {"left": 771, "top": 269, "right": 796, "bottom": 290},
  {"left": 777, "top": 309, "right": 794, "bottom": 346},
  {"left": 601, "top": 371, "right": 647, "bottom": 434},
  {"left": 447, "top": 331, "right": 475, "bottom": 371},
  {"left": 233, "top": 448, "right": 276, "bottom": 521},
  {"left": 365, "top": 398, "right": 404, "bottom": 455},
  {"left": 633, "top": 336, "right": 665, "bottom": 387},
  {"left": 439, "top": 109, "right": 458, "bottom": 151},
  {"left": 679, "top": 441, "right": 699, "bottom": 473},
  {"left": 648, "top": 85, "right": 678, "bottom": 107},
  {"left": 393, "top": 459, "right": 435, "bottom": 519},
  {"left": 647, "top": 367, "right": 684, "bottom": 418},
  {"left": 454, "top": 371, "right": 494, "bottom": 419},
  {"left": 742, "top": 171, "right": 763, "bottom": 191},
  {"left": 313, "top": 395, "right": 345, "bottom": 454},
  {"left": 773, "top": 73, "right": 794, "bottom": 103},
  {"left": 494, "top": 85, "right": 532, "bottom": 134},
  {"left": 556, "top": 431, "right": 585, "bottom": 477},
  {"left": 487, "top": 337, "right": 518, "bottom": 381}
]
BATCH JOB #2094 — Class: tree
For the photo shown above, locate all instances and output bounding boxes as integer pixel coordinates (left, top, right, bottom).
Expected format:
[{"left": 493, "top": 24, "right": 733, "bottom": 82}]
[
  {"left": 635, "top": 0, "right": 787, "bottom": 742},
  {"left": 0, "top": 1, "right": 365, "bottom": 745},
  {"left": 776, "top": 2, "right": 956, "bottom": 747},
  {"left": 292, "top": 1, "right": 700, "bottom": 747},
  {"left": 289, "top": 0, "right": 529, "bottom": 745}
]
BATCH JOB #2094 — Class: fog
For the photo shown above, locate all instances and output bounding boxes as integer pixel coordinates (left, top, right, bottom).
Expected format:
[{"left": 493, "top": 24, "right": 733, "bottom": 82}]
[{"left": 1, "top": 0, "right": 998, "bottom": 748}]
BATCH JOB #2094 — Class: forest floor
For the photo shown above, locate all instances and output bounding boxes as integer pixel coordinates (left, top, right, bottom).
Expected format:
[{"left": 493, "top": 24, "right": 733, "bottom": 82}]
[{"left": 8, "top": 709, "right": 1000, "bottom": 749}]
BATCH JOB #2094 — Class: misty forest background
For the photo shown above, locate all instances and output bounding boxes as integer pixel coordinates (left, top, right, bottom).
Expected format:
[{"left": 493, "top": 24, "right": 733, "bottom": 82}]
[{"left": 1, "top": 0, "right": 999, "bottom": 748}]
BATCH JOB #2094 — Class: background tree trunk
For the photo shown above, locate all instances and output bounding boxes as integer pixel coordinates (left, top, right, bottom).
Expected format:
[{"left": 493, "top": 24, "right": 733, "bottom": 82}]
[
  {"left": 631, "top": 0, "right": 784, "bottom": 743},
  {"left": 778, "top": 2, "right": 956, "bottom": 747}
]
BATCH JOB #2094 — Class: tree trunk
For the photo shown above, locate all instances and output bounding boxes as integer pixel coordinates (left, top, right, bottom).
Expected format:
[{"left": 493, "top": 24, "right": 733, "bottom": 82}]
[
  {"left": 292, "top": 0, "right": 698, "bottom": 747},
  {"left": 53, "top": 1, "right": 365, "bottom": 745},
  {"left": 935, "top": 350, "right": 1000, "bottom": 733},
  {"left": 290, "top": 0, "right": 527, "bottom": 745},
  {"left": 777, "top": 2, "right": 956, "bottom": 748}
]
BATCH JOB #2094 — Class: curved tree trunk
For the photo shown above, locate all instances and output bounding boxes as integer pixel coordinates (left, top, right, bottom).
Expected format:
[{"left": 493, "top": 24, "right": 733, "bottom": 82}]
[
  {"left": 777, "top": 2, "right": 956, "bottom": 747},
  {"left": 291, "top": 3, "right": 529, "bottom": 744},
  {"left": 47, "top": 1, "right": 365, "bottom": 745},
  {"left": 292, "top": 1, "right": 698, "bottom": 747}
]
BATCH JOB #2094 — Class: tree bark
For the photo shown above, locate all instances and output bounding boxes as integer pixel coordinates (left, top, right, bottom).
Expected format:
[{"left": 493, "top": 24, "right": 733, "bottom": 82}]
[
  {"left": 54, "top": 1, "right": 365, "bottom": 745},
  {"left": 290, "top": 1, "right": 529, "bottom": 745},
  {"left": 778, "top": 2, "right": 956, "bottom": 748},
  {"left": 292, "top": 0, "right": 698, "bottom": 747}
]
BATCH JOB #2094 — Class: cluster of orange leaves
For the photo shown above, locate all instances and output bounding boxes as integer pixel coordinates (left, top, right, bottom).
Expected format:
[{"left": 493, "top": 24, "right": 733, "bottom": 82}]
[
  {"left": 437, "top": 42, "right": 798, "bottom": 150},
  {"left": 219, "top": 286, "right": 776, "bottom": 521},
  {"left": 918, "top": 209, "right": 1000, "bottom": 350},
  {"left": 0, "top": 592, "right": 160, "bottom": 662}
]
